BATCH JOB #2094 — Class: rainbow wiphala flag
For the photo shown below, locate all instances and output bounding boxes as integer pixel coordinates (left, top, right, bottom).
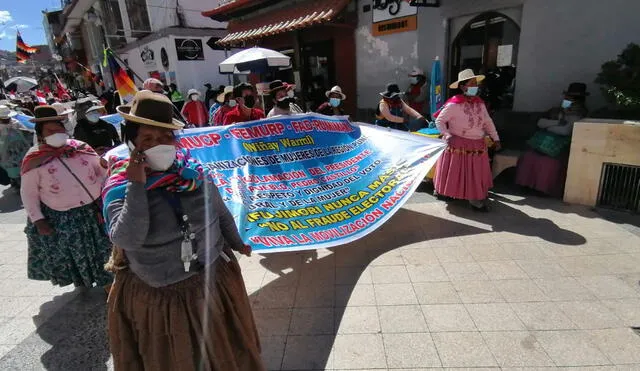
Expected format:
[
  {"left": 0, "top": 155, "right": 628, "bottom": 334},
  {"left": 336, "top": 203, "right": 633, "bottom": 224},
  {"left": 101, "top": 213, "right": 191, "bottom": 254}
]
[
  {"left": 16, "top": 31, "right": 38, "bottom": 64},
  {"left": 104, "top": 49, "right": 137, "bottom": 103}
]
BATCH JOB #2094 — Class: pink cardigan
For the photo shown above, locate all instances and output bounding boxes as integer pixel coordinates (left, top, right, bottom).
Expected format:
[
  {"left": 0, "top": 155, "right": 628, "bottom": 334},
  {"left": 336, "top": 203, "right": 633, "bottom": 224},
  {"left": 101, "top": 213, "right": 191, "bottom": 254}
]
[
  {"left": 435, "top": 100, "right": 500, "bottom": 141},
  {"left": 21, "top": 153, "right": 107, "bottom": 222}
]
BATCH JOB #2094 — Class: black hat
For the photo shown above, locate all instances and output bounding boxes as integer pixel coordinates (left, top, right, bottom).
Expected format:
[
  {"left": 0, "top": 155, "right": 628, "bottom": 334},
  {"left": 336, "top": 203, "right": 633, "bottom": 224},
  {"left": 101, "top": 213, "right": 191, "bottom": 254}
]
[
  {"left": 29, "top": 105, "right": 68, "bottom": 123},
  {"left": 379, "top": 83, "right": 402, "bottom": 99},
  {"left": 564, "top": 82, "right": 590, "bottom": 97},
  {"left": 204, "top": 83, "right": 212, "bottom": 88},
  {"left": 268, "top": 80, "right": 294, "bottom": 96}
]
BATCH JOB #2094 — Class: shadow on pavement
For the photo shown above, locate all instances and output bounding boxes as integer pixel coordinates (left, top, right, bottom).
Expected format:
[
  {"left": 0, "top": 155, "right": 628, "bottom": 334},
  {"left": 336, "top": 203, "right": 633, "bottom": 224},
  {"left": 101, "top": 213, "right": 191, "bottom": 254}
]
[
  {"left": 0, "top": 289, "right": 111, "bottom": 371},
  {"left": 446, "top": 199, "right": 587, "bottom": 245},
  {"left": 254, "top": 207, "right": 489, "bottom": 369},
  {"left": 0, "top": 187, "right": 23, "bottom": 214}
]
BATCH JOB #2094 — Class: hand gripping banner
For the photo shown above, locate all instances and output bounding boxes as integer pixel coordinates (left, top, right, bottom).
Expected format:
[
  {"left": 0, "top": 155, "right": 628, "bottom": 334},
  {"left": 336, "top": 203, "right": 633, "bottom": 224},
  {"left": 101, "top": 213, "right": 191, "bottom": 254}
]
[{"left": 110, "top": 113, "right": 446, "bottom": 253}]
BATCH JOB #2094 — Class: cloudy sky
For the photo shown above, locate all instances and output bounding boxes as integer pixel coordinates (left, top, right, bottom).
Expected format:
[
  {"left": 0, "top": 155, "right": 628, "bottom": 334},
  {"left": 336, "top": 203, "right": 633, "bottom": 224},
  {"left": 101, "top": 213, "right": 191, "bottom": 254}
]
[{"left": 0, "top": 1, "right": 61, "bottom": 51}]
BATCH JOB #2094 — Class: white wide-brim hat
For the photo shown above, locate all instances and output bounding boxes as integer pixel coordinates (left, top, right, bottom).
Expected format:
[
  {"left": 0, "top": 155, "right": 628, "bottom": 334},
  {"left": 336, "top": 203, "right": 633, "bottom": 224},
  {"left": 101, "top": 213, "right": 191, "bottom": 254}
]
[
  {"left": 449, "top": 68, "right": 485, "bottom": 89},
  {"left": 325, "top": 85, "right": 346, "bottom": 100},
  {"left": 51, "top": 102, "right": 74, "bottom": 116},
  {"left": 187, "top": 89, "right": 200, "bottom": 98},
  {"left": 0, "top": 105, "right": 17, "bottom": 119}
]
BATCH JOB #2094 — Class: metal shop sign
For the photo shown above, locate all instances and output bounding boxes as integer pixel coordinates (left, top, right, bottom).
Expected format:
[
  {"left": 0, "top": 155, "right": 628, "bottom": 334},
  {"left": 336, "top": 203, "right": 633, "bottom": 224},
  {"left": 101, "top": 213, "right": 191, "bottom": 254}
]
[
  {"left": 372, "top": 0, "right": 418, "bottom": 36},
  {"left": 175, "top": 38, "right": 205, "bottom": 61}
]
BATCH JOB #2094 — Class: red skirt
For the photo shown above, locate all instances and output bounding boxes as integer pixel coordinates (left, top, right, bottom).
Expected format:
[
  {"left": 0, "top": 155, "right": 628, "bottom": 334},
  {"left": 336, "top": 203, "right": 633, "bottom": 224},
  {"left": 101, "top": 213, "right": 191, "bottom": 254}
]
[
  {"left": 434, "top": 136, "right": 493, "bottom": 201},
  {"left": 515, "top": 149, "right": 568, "bottom": 197}
]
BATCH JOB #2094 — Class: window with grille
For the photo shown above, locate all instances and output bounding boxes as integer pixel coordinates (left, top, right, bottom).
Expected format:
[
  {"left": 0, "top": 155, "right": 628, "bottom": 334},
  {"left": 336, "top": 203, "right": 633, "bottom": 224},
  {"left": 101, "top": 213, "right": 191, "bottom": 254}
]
[
  {"left": 125, "top": 0, "right": 152, "bottom": 39},
  {"left": 597, "top": 163, "right": 640, "bottom": 213}
]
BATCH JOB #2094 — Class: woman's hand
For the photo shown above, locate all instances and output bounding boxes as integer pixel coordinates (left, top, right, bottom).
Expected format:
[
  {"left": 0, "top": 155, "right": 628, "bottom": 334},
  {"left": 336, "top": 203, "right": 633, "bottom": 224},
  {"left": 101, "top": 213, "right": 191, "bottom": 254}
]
[
  {"left": 127, "top": 147, "right": 148, "bottom": 184},
  {"left": 34, "top": 219, "right": 54, "bottom": 236},
  {"left": 493, "top": 141, "right": 502, "bottom": 151},
  {"left": 238, "top": 244, "right": 252, "bottom": 257}
]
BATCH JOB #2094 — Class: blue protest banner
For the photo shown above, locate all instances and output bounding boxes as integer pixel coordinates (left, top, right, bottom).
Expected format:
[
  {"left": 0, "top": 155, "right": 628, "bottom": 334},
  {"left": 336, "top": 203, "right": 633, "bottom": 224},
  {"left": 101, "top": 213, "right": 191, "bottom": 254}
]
[
  {"left": 14, "top": 113, "right": 35, "bottom": 131},
  {"left": 106, "top": 113, "right": 445, "bottom": 253},
  {"left": 100, "top": 113, "right": 123, "bottom": 130}
]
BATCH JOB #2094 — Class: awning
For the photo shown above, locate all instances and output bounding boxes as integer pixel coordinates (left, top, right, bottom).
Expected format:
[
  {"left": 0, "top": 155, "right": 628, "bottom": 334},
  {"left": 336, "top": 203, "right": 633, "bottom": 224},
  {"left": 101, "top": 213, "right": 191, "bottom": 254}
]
[
  {"left": 216, "top": 0, "right": 351, "bottom": 47},
  {"left": 201, "top": 0, "right": 275, "bottom": 22}
]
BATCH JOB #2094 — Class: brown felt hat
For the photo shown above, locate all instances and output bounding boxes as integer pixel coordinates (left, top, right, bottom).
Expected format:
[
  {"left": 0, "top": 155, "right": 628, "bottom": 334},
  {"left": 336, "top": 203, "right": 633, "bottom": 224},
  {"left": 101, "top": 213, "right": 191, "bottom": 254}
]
[
  {"left": 116, "top": 90, "right": 185, "bottom": 130},
  {"left": 29, "top": 105, "right": 68, "bottom": 123}
]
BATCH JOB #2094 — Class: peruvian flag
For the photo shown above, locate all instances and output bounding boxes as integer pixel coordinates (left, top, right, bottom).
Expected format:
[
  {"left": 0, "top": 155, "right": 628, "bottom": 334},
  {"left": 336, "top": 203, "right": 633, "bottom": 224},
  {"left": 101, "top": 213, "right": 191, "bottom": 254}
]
[{"left": 35, "top": 90, "right": 47, "bottom": 105}]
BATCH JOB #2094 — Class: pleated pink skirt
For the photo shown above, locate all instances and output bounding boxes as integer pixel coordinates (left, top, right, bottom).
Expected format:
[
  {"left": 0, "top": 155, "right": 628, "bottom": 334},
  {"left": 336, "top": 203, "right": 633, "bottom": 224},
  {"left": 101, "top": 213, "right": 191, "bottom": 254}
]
[
  {"left": 515, "top": 149, "right": 568, "bottom": 197},
  {"left": 434, "top": 136, "right": 493, "bottom": 201}
]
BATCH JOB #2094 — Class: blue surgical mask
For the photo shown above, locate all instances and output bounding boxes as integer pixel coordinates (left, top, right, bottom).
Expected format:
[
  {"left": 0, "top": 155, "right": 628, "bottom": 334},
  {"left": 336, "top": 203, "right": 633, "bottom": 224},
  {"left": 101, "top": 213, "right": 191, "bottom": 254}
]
[
  {"left": 329, "top": 97, "right": 341, "bottom": 107},
  {"left": 561, "top": 99, "right": 573, "bottom": 109},
  {"left": 465, "top": 86, "right": 479, "bottom": 96}
]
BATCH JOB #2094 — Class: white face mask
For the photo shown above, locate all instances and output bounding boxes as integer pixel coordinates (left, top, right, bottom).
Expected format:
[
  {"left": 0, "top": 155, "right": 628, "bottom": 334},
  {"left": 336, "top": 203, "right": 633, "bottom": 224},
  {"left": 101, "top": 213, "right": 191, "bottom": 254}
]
[
  {"left": 287, "top": 90, "right": 295, "bottom": 98},
  {"left": 227, "top": 99, "right": 237, "bottom": 107},
  {"left": 144, "top": 144, "right": 176, "bottom": 171},
  {"left": 410, "top": 77, "right": 419, "bottom": 85},
  {"left": 86, "top": 113, "right": 100, "bottom": 123},
  {"left": 190, "top": 95, "right": 199, "bottom": 102},
  {"left": 44, "top": 133, "right": 69, "bottom": 148}
]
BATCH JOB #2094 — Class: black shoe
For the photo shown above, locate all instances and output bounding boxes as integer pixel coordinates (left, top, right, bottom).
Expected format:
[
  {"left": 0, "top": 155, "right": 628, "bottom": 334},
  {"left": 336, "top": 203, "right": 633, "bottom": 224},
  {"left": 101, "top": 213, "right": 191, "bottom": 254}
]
[
  {"left": 434, "top": 191, "right": 452, "bottom": 201},
  {"left": 471, "top": 204, "right": 490, "bottom": 212}
]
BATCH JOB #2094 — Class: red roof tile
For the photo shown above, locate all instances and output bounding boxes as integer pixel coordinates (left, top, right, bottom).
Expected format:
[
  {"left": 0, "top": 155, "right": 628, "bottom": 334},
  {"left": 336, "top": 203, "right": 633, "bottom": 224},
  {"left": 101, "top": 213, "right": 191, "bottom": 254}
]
[{"left": 217, "top": 0, "right": 351, "bottom": 46}]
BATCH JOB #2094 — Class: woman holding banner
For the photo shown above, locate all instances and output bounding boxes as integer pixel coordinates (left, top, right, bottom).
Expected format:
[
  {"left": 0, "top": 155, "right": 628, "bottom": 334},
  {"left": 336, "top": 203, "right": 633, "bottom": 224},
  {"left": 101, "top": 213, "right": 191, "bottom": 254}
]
[
  {"left": 434, "top": 69, "right": 501, "bottom": 212},
  {"left": 103, "top": 91, "right": 263, "bottom": 371}
]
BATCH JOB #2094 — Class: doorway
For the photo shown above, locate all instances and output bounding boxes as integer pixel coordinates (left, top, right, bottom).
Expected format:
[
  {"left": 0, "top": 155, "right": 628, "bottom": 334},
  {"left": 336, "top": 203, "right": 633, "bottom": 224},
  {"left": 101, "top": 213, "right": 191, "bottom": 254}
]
[
  {"left": 450, "top": 11, "right": 520, "bottom": 111},
  {"left": 301, "top": 40, "right": 335, "bottom": 111}
]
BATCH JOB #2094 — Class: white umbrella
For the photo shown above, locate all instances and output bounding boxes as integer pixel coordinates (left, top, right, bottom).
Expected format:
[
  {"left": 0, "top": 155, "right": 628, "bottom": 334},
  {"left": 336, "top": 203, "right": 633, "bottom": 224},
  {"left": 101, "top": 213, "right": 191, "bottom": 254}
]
[
  {"left": 219, "top": 47, "right": 291, "bottom": 74},
  {"left": 4, "top": 76, "right": 38, "bottom": 92}
]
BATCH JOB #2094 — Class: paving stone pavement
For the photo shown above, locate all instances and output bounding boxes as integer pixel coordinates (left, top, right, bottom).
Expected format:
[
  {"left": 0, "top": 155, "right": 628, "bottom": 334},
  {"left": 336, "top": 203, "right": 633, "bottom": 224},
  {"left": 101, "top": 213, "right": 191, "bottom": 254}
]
[{"left": 1, "top": 183, "right": 640, "bottom": 370}]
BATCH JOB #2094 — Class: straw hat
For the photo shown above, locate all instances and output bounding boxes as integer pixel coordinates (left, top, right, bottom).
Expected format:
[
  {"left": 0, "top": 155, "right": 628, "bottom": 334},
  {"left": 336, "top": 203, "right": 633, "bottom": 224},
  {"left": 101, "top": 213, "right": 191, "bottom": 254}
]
[
  {"left": 187, "top": 89, "right": 200, "bottom": 98},
  {"left": 325, "top": 86, "right": 346, "bottom": 100},
  {"left": 86, "top": 105, "right": 106, "bottom": 114},
  {"left": 51, "top": 102, "right": 74, "bottom": 116},
  {"left": 216, "top": 86, "right": 234, "bottom": 103},
  {"left": 449, "top": 69, "right": 485, "bottom": 89},
  {"left": 116, "top": 90, "right": 185, "bottom": 130},
  {"left": 0, "top": 105, "right": 16, "bottom": 120},
  {"left": 29, "top": 105, "right": 69, "bottom": 123},
  {"left": 408, "top": 67, "right": 426, "bottom": 77}
]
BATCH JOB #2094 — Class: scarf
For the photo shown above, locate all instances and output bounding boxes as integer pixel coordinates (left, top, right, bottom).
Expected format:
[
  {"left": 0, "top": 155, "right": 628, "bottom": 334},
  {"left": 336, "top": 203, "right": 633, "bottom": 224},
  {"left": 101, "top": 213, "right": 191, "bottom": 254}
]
[
  {"left": 101, "top": 148, "right": 211, "bottom": 229},
  {"left": 432, "top": 94, "right": 484, "bottom": 119},
  {"left": 20, "top": 139, "right": 97, "bottom": 176}
]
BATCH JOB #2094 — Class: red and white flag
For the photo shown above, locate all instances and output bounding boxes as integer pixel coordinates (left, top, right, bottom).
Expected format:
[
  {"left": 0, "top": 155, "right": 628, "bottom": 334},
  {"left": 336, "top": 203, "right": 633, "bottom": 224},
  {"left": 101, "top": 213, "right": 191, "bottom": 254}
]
[{"left": 35, "top": 90, "right": 47, "bottom": 105}]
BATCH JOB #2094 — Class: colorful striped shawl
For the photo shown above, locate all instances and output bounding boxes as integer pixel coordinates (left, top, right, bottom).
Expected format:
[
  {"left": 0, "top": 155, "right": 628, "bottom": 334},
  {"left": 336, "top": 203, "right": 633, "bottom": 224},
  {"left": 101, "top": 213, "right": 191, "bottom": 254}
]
[{"left": 101, "top": 148, "right": 211, "bottom": 229}]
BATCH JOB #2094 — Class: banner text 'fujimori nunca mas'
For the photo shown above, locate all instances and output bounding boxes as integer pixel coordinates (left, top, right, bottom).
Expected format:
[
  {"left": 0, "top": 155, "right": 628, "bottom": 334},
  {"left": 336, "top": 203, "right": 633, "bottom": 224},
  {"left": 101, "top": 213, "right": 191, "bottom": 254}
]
[{"left": 173, "top": 113, "right": 445, "bottom": 253}]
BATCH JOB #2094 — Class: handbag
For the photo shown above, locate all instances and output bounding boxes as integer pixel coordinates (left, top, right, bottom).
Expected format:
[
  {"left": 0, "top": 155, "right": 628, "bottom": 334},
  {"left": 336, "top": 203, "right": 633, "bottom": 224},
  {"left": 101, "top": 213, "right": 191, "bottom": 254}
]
[
  {"left": 57, "top": 158, "right": 105, "bottom": 225},
  {"left": 527, "top": 130, "right": 571, "bottom": 158}
]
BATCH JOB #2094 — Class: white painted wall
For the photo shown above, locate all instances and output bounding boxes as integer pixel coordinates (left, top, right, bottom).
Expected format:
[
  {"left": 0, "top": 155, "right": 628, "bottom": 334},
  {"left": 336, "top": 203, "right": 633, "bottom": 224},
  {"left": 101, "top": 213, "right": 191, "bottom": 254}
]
[
  {"left": 409, "top": 0, "right": 640, "bottom": 112},
  {"left": 514, "top": 0, "right": 640, "bottom": 112},
  {"left": 170, "top": 35, "right": 230, "bottom": 97},
  {"left": 178, "top": 0, "right": 226, "bottom": 29},
  {"left": 355, "top": 3, "right": 419, "bottom": 110},
  {"left": 145, "top": 0, "right": 226, "bottom": 31},
  {"left": 122, "top": 34, "right": 230, "bottom": 98}
]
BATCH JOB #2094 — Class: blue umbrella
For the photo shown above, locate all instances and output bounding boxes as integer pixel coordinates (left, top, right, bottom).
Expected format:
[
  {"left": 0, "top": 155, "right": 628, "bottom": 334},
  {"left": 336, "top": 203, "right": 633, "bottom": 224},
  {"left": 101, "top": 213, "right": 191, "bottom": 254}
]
[{"left": 430, "top": 56, "right": 443, "bottom": 118}]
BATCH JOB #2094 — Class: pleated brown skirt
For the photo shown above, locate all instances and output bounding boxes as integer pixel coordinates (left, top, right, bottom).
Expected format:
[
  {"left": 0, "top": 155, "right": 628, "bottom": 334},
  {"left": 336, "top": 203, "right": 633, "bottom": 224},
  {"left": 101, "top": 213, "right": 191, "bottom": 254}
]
[{"left": 107, "top": 252, "right": 264, "bottom": 371}]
